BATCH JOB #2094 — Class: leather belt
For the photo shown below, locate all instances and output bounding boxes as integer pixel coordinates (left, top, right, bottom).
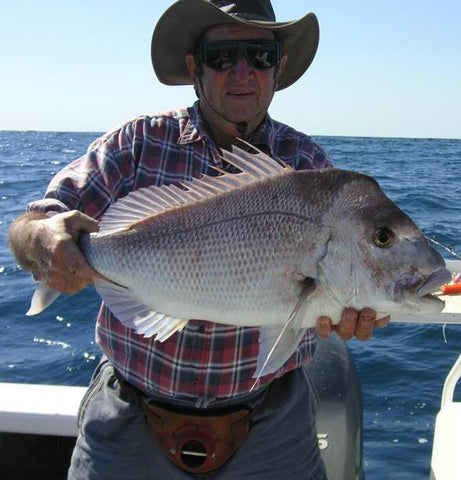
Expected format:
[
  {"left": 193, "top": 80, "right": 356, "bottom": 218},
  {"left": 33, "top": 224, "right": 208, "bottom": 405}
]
[{"left": 133, "top": 374, "right": 285, "bottom": 474}]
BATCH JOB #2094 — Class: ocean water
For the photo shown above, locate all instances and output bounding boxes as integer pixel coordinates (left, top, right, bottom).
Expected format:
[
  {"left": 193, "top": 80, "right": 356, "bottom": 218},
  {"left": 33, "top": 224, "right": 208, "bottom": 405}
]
[{"left": 1, "top": 130, "right": 460, "bottom": 478}]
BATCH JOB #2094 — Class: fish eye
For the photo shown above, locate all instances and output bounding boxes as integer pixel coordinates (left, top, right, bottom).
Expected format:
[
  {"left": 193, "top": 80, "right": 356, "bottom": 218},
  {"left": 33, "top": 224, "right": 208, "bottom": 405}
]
[{"left": 373, "top": 227, "right": 395, "bottom": 248}]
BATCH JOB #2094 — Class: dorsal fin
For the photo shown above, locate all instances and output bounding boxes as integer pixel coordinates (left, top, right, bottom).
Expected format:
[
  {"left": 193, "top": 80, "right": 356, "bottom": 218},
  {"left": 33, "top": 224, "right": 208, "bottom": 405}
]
[{"left": 97, "top": 144, "right": 293, "bottom": 236}]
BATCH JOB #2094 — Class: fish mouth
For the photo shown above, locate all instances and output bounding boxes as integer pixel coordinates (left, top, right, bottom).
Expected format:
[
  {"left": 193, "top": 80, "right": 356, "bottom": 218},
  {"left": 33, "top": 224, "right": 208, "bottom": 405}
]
[
  {"left": 395, "top": 267, "right": 452, "bottom": 308},
  {"left": 416, "top": 267, "right": 452, "bottom": 297}
]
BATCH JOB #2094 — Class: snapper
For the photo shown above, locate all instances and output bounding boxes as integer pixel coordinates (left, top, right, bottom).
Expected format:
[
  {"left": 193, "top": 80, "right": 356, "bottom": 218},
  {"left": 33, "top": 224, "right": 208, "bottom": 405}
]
[{"left": 27, "top": 145, "right": 451, "bottom": 379}]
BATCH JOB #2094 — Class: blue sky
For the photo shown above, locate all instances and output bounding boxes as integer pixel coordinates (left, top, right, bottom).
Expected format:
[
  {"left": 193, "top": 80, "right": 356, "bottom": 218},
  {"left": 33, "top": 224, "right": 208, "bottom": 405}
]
[{"left": 1, "top": 0, "right": 460, "bottom": 138}]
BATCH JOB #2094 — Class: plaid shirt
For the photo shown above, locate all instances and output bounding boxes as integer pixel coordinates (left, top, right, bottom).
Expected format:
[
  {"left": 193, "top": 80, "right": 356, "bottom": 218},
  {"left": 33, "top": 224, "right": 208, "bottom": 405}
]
[{"left": 28, "top": 102, "right": 333, "bottom": 405}]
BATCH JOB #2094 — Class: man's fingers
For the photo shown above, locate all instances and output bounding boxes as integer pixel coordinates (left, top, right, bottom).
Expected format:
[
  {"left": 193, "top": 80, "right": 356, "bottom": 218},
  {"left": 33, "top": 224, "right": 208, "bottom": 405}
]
[
  {"left": 40, "top": 222, "right": 98, "bottom": 294},
  {"left": 63, "top": 211, "right": 99, "bottom": 241},
  {"left": 316, "top": 316, "right": 333, "bottom": 338},
  {"left": 46, "top": 242, "right": 97, "bottom": 293},
  {"left": 46, "top": 264, "right": 94, "bottom": 294},
  {"left": 62, "top": 245, "right": 97, "bottom": 278},
  {"left": 354, "top": 308, "right": 377, "bottom": 341},
  {"left": 316, "top": 309, "right": 390, "bottom": 340},
  {"left": 335, "top": 308, "right": 358, "bottom": 340},
  {"left": 375, "top": 315, "right": 390, "bottom": 329}
]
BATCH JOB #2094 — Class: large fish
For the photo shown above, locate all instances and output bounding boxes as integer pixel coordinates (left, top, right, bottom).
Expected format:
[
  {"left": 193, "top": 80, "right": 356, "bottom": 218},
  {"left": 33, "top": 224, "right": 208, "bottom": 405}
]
[{"left": 27, "top": 145, "right": 451, "bottom": 378}]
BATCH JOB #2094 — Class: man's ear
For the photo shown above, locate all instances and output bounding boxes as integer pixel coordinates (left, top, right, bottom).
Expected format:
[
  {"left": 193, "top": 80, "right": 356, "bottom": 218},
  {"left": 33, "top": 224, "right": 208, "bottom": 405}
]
[{"left": 185, "top": 54, "right": 200, "bottom": 82}]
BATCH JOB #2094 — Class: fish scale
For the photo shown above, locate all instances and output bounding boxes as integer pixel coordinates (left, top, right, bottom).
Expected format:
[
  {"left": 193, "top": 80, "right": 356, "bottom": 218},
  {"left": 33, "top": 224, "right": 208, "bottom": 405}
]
[{"left": 86, "top": 210, "right": 310, "bottom": 324}]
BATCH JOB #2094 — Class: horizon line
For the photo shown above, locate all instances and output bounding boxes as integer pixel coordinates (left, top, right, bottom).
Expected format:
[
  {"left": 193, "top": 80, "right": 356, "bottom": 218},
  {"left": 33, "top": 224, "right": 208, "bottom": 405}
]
[{"left": 1, "top": 129, "right": 460, "bottom": 142}]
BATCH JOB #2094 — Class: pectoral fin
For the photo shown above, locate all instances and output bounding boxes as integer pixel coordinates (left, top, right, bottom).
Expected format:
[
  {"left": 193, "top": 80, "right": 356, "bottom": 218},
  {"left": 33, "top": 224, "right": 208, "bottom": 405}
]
[
  {"left": 252, "top": 277, "right": 317, "bottom": 389},
  {"left": 255, "top": 326, "right": 308, "bottom": 379}
]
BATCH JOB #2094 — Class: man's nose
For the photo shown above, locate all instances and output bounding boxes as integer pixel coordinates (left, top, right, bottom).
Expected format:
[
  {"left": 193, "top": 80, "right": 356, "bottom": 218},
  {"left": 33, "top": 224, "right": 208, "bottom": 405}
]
[{"left": 231, "top": 56, "right": 253, "bottom": 78}]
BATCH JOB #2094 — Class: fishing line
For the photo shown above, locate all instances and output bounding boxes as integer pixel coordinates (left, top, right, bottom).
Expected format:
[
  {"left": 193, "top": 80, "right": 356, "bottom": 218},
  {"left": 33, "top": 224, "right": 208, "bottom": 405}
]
[
  {"left": 443, "top": 323, "right": 448, "bottom": 344},
  {"left": 426, "top": 235, "right": 461, "bottom": 260}
]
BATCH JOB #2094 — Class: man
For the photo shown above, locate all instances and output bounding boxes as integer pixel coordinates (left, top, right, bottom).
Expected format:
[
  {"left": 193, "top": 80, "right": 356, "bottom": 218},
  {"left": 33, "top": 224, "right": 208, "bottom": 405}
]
[{"left": 9, "top": 1, "right": 387, "bottom": 478}]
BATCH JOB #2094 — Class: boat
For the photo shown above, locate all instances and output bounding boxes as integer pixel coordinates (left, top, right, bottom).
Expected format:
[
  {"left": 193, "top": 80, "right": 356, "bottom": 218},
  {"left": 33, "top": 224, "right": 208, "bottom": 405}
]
[
  {"left": 0, "top": 334, "right": 364, "bottom": 480},
  {"left": 430, "top": 352, "right": 461, "bottom": 480},
  {"left": 1, "top": 260, "right": 460, "bottom": 479}
]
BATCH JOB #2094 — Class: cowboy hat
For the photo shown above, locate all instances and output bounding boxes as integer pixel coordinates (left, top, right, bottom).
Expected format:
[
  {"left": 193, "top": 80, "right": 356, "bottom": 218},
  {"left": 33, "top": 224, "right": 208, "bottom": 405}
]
[{"left": 151, "top": 0, "right": 319, "bottom": 91}]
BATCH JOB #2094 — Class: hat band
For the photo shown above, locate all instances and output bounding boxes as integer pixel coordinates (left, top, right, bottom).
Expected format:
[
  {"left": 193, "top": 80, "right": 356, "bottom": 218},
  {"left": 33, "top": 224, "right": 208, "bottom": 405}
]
[{"left": 227, "top": 13, "right": 274, "bottom": 21}]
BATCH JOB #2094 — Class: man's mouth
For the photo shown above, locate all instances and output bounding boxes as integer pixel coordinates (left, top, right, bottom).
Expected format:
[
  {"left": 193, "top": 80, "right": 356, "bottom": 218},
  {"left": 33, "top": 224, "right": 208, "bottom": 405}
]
[{"left": 227, "top": 91, "right": 254, "bottom": 97}]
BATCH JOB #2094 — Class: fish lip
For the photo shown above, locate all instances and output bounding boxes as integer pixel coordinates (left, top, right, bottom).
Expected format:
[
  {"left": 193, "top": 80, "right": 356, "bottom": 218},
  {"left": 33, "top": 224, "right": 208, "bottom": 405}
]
[
  {"left": 416, "top": 267, "right": 452, "bottom": 297},
  {"left": 394, "top": 267, "right": 451, "bottom": 307}
]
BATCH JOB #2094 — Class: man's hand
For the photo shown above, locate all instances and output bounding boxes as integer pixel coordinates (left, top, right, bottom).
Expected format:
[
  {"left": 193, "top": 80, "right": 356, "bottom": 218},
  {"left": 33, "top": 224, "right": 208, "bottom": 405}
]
[
  {"left": 9, "top": 210, "right": 100, "bottom": 294},
  {"left": 316, "top": 308, "right": 390, "bottom": 341}
]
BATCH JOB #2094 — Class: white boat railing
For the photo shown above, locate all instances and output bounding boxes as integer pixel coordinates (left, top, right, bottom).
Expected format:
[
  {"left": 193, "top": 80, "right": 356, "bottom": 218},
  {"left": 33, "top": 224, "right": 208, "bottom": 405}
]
[
  {"left": 445, "top": 260, "right": 461, "bottom": 273},
  {"left": 430, "top": 354, "right": 461, "bottom": 480},
  {"left": 0, "top": 383, "right": 86, "bottom": 437}
]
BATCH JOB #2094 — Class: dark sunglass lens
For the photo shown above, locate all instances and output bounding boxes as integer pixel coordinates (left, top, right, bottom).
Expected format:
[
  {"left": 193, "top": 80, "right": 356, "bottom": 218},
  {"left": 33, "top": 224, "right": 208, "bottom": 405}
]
[
  {"left": 204, "top": 43, "right": 239, "bottom": 70},
  {"left": 200, "top": 41, "right": 280, "bottom": 71},
  {"left": 246, "top": 43, "right": 279, "bottom": 69}
]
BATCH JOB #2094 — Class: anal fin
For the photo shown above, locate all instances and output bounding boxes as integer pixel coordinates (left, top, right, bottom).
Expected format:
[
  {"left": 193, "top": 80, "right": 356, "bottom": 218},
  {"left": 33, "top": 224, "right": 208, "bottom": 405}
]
[{"left": 94, "top": 278, "right": 187, "bottom": 341}]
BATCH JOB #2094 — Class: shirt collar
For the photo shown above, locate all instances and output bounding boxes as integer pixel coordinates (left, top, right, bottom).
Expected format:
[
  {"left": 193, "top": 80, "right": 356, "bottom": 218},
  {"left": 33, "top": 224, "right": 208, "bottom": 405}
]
[
  {"left": 178, "top": 101, "right": 208, "bottom": 145},
  {"left": 178, "top": 101, "right": 276, "bottom": 156},
  {"left": 246, "top": 115, "right": 276, "bottom": 157}
]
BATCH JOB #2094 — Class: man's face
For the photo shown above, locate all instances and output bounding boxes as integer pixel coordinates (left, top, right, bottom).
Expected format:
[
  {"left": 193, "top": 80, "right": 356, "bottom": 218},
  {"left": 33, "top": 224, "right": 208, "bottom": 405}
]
[{"left": 185, "top": 24, "right": 286, "bottom": 141}]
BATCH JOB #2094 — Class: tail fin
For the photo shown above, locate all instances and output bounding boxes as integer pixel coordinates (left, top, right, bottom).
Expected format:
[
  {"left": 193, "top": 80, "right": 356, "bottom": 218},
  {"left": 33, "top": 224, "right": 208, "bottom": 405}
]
[{"left": 26, "top": 280, "right": 61, "bottom": 315}]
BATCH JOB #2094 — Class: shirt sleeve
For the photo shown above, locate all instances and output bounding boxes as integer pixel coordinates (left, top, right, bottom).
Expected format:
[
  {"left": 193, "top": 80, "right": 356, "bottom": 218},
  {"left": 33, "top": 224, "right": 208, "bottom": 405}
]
[
  {"left": 293, "top": 137, "right": 334, "bottom": 171},
  {"left": 268, "top": 118, "right": 334, "bottom": 171},
  {"left": 27, "top": 121, "right": 139, "bottom": 220},
  {"left": 311, "top": 141, "right": 334, "bottom": 169}
]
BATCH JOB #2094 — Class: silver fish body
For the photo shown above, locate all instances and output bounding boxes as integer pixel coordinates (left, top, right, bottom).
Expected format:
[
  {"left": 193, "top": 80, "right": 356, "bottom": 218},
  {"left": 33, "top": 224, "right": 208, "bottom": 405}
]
[
  {"left": 82, "top": 171, "right": 331, "bottom": 327},
  {"left": 81, "top": 155, "right": 449, "bottom": 327},
  {"left": 29, "top": 146, "right": 451, "bottom": 377}
]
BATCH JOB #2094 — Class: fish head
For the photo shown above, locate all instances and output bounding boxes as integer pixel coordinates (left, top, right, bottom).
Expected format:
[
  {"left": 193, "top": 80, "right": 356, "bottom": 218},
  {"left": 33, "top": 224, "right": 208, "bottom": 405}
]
[{"left": 316, "top": 171, "right": 451, "bottom": 316}]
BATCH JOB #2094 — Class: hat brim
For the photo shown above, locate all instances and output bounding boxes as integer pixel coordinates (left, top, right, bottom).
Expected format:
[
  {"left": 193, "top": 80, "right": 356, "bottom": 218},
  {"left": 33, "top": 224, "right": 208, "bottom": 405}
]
[{"left": 152, "top": 0, "right": 319, "bottom": 91}]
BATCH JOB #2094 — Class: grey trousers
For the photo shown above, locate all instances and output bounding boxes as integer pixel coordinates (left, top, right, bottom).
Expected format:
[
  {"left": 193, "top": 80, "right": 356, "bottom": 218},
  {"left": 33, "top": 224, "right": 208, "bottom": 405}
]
[{"left": 68, "top": 360, "right": 327, "bottom": 480}]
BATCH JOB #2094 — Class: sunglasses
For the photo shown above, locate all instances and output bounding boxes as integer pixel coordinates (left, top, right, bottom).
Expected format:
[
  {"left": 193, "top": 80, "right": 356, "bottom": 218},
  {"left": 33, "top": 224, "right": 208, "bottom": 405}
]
[{"left": 197, "top": 40, "right": 281, "bottom": 72}]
